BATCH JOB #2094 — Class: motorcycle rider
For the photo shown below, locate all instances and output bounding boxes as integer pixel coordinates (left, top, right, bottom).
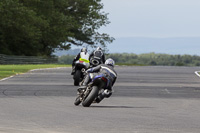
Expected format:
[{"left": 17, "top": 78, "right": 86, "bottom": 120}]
[
  {"left": 89, "top": 47, "right": 105, "bottom": 66},
  {"left": 71, "top": 47, "right": 90, "bottom": 75},
  {"left": 78, "top": 58, "right": 117, "bottom": 103}
]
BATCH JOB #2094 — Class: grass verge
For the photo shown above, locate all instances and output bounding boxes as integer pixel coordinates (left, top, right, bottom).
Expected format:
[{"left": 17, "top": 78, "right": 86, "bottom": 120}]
[{"left": 0, "top": 64, "right": 70, "bottom": 80}]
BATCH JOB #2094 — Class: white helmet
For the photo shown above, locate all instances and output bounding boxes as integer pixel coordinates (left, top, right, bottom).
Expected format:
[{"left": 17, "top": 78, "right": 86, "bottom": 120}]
[
  {"left": 105, "top": 58, "right": 115, "bottom": 67},
  {"left": 81, "top": 47, "right": 87, "bottom": 52},
  {"left": 96, "top": 47, "right": 102, "bottom": 51}
]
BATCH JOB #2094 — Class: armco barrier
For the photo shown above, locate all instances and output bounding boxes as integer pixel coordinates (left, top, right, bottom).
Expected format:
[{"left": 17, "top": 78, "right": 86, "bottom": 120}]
[{"left": 0, "top": 54, "right": 58, "bottom": 64}]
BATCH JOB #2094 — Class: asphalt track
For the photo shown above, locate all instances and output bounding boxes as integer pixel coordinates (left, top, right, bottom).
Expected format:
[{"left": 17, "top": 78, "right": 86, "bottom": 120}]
[{"left": 0, "top": 66, "right": 200, "bottom": 133}]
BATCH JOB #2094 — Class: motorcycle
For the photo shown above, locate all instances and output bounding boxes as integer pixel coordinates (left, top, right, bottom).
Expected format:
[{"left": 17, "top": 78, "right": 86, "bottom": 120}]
[
  {"left": 74, "top": 73, "right": 108, "bottom": 107},
  {"left": 73, "top": 59, "right": 90, "bottom": 86}
]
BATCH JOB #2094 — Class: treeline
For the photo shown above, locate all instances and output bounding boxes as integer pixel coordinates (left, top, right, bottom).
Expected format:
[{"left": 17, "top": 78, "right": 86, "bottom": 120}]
[
  {"left": 58, "top": 53, "right": 200, "bottom": 66},
  {"left": 106, "top": 53, "right": 200, "bottom": 66},
  {"left": 0, "top": 0, "right": 113, "bottom": 56}
]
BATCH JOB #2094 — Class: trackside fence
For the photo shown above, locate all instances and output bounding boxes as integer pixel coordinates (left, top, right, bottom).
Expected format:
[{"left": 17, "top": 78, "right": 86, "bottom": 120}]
[{"left": 0, "top": 54, "right": 58, "bottom": 64}]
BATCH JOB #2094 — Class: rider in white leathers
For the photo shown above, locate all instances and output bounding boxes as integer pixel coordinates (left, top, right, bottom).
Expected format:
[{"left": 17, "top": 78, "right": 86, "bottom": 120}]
[{"left": 71, "top": 48, "right": 89, "bottom": 75}]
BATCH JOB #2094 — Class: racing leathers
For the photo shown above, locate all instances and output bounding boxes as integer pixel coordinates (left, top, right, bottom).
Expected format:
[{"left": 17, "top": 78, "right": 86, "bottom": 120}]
[{"left": 71, "top": 51, "right": 90, "bottom": 75}]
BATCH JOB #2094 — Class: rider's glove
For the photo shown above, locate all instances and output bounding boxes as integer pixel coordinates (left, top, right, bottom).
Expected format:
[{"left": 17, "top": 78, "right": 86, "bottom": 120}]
[
  {"left": 85, "top": 70, "right": 89, "bottom": 74},
  {"left": 86, "top": 68, "right": 93, "bottom": 73}
]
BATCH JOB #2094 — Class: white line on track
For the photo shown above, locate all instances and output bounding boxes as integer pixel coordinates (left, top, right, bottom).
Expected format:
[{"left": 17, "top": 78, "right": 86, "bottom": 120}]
[
  {"left": 0, "top": 67, "right": 67, "bottom": 82},
  {"left": 0, "top": 75, "right": 15, "bottom": 82},
  {"left": 194, "top": 71, "right": 200, "bottom": 77},
  {"left": 165, "top": 88, "right": 170, "bottom": 94}
]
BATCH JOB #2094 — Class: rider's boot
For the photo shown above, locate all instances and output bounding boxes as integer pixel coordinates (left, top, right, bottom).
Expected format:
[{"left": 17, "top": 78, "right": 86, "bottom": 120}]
[
  {"left": 78, "top": 74, "right": 90, "bottom": 93},
  {"left": 95, "top": 93, "right": 105, "bottom": 103},
  {"left": 95, "top": 89, "right": 112, "bottom": 103}
]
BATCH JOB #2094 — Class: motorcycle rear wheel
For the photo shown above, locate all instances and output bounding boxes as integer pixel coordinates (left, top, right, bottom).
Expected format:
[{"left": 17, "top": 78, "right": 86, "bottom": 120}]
[
  {"left": 82, "top": 86, "right": 99, "bottom": 107},
  {"left": 74, "top": 70, "right": 81, "bottom": 86}
]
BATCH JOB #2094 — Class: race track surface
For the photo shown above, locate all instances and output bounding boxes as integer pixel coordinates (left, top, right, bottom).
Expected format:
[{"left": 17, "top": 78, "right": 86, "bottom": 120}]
[{"left": 0, "top": 66, "right": 200, "bottom": 133}]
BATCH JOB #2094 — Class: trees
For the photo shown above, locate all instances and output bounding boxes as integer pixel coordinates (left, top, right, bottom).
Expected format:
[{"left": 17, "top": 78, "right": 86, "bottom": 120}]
[
  {"left": 105, "top": 53, "right": 200, "bottom": 66},
  {"left": 0, "top": 0, "right": 114, "bottom": 56},
  {"left": 0, "top": 0, "right": 43, "bottom": 55}
]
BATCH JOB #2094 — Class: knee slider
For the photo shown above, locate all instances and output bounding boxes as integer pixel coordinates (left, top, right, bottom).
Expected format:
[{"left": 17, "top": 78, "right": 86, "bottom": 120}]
[{"left": 103, "top": 89, "right": 112, "bottom": 98}]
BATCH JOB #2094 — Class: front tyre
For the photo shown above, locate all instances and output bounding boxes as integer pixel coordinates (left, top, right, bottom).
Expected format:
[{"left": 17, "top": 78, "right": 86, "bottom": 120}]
[
  {"left": 74, "top": 70, "right": 81, "bottom": 86},
  {"left": 74, "top": 95, "right": 82, "bottom": 106},
  {"left": 82, "top": 86, "right": 99, "bottom": 107}
]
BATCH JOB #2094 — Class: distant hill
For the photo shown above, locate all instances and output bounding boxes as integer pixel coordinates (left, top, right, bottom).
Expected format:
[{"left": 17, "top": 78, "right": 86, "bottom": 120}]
[
  {"left": 53, "top": 37, "right": 200, "bottom": 56},
  {"left": 107, "top": 37, "right": 200, "bottom": 55},
  {"left": 53, "top": 48, "right": 80, "bottom": 56}
]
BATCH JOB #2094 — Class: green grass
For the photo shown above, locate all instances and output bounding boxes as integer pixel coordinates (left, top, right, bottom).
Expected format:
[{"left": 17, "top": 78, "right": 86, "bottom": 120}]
[{"left": 0, "top": 64, "right": 70, "bottom": 79}]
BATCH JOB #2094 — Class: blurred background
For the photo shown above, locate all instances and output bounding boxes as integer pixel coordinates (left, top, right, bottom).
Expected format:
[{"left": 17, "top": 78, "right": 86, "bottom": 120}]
[{"left": 0, "top": 0, "right": 200, "bottom": 66}]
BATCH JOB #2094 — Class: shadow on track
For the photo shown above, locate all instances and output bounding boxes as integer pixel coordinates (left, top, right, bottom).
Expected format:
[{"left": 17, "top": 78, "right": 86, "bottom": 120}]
[{"left": 90, "top": 105, "right": 154, "bottom": 109}]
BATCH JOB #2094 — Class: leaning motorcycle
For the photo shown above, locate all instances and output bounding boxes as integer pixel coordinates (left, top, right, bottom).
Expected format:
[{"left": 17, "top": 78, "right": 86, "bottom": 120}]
[
  {"left": 74, "top": 74, "right": 108, "bottom": 107},
  {"left": 73, "top": 59, "right": 90, "bottom": 86}
]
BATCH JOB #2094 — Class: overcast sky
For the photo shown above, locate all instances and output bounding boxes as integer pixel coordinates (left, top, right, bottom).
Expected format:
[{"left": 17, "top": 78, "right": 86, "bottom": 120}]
[
  {"left": 100, "top": 0, "right": 200, "bottom": 38},
  {"left": 71, "top": 0, "right": 200, "bottom": 55}
]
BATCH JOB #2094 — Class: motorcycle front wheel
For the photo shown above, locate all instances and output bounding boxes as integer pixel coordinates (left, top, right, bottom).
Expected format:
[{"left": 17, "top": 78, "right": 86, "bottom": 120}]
[{"left": 74, "top": 95, "right": 82, "bottom": 106}]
